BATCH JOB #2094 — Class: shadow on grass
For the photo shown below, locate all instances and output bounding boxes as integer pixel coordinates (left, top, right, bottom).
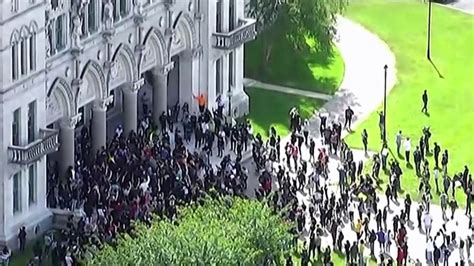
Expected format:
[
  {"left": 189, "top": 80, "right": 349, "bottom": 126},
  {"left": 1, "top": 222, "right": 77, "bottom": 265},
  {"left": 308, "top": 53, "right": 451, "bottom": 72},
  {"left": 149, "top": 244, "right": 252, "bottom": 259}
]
[
  {"left": 429, "top": 58, "right": 444, "bottom": 79},
  {"left": 244, "top": 32, "right": 341, "bottom": 94},
  {"left": 243, "top": 88, "right": 326, "bottom": 139}
]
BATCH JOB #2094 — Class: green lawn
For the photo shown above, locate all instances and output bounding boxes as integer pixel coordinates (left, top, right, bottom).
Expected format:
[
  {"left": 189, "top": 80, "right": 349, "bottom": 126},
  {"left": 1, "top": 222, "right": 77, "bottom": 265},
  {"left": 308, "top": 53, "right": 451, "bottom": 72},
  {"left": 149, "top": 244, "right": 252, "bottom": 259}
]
[
  {"left": 344, "top": 0, "right": 474, "bottom": 205},
  {"left": 245, "top": 33, "right": 345, "bottom": 95},
  {"left": 244, "top": 88, "right": 326, "bottom": 139}
]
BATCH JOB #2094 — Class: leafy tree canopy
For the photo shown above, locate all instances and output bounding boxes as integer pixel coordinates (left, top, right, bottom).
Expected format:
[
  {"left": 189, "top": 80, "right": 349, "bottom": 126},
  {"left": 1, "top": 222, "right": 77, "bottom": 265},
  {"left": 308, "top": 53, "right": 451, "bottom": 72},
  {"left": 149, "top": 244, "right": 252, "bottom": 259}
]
[
  {"left": 87, "top": 196, "right": 293, "bottom": 266},
  {"left": 247, "top": 0, "right": 347, "bottom": 59}
]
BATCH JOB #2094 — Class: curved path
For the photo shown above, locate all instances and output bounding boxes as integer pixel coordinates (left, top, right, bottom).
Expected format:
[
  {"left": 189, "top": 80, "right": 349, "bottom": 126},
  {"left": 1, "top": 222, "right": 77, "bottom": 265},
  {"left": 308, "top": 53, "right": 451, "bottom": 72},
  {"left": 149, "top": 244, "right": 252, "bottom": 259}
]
[{"left": 308, "top": 16, "right": 397, "bottom": 139}]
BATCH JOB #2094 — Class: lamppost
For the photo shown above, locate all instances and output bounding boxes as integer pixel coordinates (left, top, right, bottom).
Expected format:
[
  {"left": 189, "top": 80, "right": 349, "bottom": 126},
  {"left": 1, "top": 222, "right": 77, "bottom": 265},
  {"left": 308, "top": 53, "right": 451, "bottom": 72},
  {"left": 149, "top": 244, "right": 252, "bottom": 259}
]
[
  {"left": 383, "top": 64, "right": 388, "bottom": 145},
  {"left": 427, "top": 0, "right": 432, "bottom": 60}
]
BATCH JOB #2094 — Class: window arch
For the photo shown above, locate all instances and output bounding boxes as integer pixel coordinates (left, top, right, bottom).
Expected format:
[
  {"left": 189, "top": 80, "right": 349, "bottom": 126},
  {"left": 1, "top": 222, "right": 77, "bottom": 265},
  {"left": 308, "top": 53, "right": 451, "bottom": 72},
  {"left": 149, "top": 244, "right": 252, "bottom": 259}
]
[
  {"left": 29, "top": 22, "right": 38, "bottom": 71},
  {"left": 10, "top": 30, "right": 20, "bottom": 81},
  {"left": 19, "top": 26, "right": 31, "bottom": 76}
]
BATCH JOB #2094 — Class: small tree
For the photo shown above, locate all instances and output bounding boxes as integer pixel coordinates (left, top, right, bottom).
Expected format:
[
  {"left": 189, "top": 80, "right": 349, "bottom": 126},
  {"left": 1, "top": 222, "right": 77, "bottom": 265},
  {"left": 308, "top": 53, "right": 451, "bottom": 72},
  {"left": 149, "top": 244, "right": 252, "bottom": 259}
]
[
  {"left": 88, "top": 196, "right": 293, "bottom": 265},
  {"left": 247, "top": 0, "right": 347, "bottom": 64}
]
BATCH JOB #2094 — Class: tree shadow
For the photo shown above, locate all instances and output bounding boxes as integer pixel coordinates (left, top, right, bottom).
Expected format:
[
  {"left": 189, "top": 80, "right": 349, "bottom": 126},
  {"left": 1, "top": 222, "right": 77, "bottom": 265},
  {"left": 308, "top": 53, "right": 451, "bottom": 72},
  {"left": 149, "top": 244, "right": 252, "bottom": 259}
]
[
  {"left": 244, "top": 33, "right": 341, "bottom": 95},
  {"left": 244, "top": 88, "right": 327, "bottom": 139},
  {"left": 429, "top": 58, "right": 444, "bottom": 79}
]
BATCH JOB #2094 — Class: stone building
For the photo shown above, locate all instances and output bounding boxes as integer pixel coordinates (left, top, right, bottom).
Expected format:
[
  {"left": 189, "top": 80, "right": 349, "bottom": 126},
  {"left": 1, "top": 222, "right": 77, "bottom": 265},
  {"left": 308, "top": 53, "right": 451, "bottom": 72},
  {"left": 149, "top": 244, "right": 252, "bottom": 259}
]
[{"left": 0, "top": 0, "right": 256, "bottom": 246}]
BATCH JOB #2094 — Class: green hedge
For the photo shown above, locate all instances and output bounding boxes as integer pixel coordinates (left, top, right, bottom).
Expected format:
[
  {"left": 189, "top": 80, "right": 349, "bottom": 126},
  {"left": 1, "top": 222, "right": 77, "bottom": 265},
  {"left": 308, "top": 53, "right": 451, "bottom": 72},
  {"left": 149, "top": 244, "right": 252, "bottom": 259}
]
[{"left": 87, "top": 196, "right": 293, "bottom": 266}]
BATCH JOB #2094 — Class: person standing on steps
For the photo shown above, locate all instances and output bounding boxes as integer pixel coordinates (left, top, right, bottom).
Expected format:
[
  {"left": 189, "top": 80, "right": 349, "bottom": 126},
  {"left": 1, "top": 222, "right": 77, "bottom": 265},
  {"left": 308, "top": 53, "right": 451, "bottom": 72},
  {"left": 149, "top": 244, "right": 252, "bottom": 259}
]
[
  {"left": 344, "top": 106, "right": 354, "bottom": 130},
  {"left": 422, "top": 90, "right": 429, "bottom": 113},
  {"left": 361, "top": 129, "right": 368, "bottom": 154},
  {"left": 18, "top": 226, "right": 27, "bottom": 252},
  {"left": 193, "top": 93, "right": 207, "bottom": 113}
]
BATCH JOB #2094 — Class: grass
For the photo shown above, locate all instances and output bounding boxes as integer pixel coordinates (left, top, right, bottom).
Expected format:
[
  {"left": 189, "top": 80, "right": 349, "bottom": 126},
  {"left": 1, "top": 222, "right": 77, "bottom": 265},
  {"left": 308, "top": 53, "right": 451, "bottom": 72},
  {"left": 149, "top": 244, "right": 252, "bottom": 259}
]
[
  {"left": 344, "top": 0, "right": 474, "bottom": 205},
  {"left": 244, "top": 88, "right": 326, "bottom": 139},
  {"left": 245, "top": 32, "right": 345, "bottom": 95}
]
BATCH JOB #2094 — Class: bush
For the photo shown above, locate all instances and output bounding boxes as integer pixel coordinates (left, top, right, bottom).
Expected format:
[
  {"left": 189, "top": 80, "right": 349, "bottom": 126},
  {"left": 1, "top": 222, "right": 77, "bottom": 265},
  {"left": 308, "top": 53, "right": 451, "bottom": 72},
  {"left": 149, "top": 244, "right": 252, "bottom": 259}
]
[{"left": 87, "top": 196, "right": 293, "bottom": 266}]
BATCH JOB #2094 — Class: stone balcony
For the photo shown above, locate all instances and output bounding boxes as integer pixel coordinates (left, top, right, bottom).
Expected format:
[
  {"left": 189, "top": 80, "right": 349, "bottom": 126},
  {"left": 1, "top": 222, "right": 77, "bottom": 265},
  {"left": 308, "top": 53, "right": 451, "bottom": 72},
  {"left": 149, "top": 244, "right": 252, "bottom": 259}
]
[
  {"left": 8, "top": 128, "right": 60, "bottom": 164},
  {"left": 213, "top": 18, "right": 257, "bottom": 50}
]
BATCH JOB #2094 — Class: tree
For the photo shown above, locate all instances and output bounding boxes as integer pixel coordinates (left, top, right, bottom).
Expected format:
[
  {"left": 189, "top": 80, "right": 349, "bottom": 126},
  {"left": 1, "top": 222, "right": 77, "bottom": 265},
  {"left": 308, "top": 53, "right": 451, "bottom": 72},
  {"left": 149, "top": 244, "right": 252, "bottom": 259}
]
[
  {"left": 87, "top": 196, "right": 293, "bottom": 265},
  {"left": 247, "top": 0, "right": 347, "bottom": 64}
]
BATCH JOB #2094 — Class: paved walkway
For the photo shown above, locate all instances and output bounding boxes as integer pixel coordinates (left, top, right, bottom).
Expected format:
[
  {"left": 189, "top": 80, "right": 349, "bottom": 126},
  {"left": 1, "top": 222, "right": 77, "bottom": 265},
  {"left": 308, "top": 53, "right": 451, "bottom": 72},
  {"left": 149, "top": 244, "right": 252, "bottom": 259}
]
[
  {"left": 243, "top": 78, "right": 333, "bottom": 101},
  {"left": 307, "top": 16, "right": 397, "bottom": 140},
  {"left": 445, "top": 0, "right": 474, "bottom": 15}
]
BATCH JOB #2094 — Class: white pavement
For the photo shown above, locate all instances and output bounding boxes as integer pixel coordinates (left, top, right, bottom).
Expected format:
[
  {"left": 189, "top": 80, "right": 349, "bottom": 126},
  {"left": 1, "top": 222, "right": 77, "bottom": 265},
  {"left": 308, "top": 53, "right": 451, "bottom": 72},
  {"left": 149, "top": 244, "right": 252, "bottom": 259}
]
[
  {"left": 445, "top": 0, "right": 474, "bottom": 15},
  {"left": 243, "top": 78, "right": 333, "bottom": 101}
]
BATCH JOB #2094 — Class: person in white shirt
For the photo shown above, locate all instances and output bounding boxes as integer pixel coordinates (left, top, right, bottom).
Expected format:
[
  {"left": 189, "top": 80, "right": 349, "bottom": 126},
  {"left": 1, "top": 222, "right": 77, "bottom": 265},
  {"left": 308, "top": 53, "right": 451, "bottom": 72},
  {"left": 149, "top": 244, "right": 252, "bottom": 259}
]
[
  {"left": 404, "top": 137, "right": 412, "bottom": 164},
  {"left": 426, "top": 237, "right": 434, "bottom": 264},
  {"left": 115, "top": 125, "right": 123, "bottom": 138},
  {"left": 434, "top": 168, "right": 440, "bottom": 193},
  {"left": 423, "top": 212, "right": 432, "bottom": 240}
]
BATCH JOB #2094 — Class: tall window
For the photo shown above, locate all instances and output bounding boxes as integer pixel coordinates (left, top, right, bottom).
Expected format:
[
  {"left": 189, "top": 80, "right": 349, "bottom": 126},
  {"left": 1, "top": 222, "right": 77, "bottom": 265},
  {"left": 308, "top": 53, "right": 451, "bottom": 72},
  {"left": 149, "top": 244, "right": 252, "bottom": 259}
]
[
  {"left": 12, "top": 44, "right": 18, "bottom": 80},
  {"left": 229, "top": 52, "right": 235, "bottom": 87},
  {"left": 20, "top": 40, "right": 27, "bottom": 76},
  {"left": 29, "top": 35, "right": 36, "bottom": 71},
  {"left": 216, "top": 0, "right": 222, "bottom": 32},
  {"left": 88, "top": 0, "right": 98, "bottom": 34},
  {"left": 216, "top": 59, "right": 222, "bottom": 95},
  {"left": 28, "top": 101, "right": 36, "bottom": 143},
  {"left": 119, "top": 0, "right": 128, "bottom": 17},
  {"left": 229, "top": 0, "right": 235, "bottom": 31},
  {"left": 12, "top": 108, "right": 21, "bottom": 146},
  {"left": 29, "top": 164, "right": 37, "bottom": 205},
  {"left": 56, "top": 15, "right": 66, "bottom": 51},
  {"left": 13, "top": 172, "right": 22, "bottom": 214},
  {"left": 113, "top": 0, "right": 120, "bottom": 22},
  {"left": 11, "top": 0, "right": 19, "bottom": 12}
]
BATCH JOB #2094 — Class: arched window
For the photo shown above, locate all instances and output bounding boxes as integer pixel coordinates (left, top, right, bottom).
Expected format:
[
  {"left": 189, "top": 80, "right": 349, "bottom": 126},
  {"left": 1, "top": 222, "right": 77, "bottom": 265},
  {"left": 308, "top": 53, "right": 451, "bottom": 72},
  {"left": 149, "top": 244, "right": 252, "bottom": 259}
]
[
  {"left": 20, "top": 26, "right": 30, "bottom": 76},
  {"left": 88, "top": 0, "right": 99, "bottom": 34},
  {"left": 29, "top": 34, "right": 36, "bottom": 71},
  {"left": 29, "top": 22, "right": 38, "bottom": 71},
  {"left": 12, "top": 44, "right": 18, "bottom": 80},
  {"left": 10, "top": 30, "right": 20, "bottom": 81},
  {"left": 20, "top": 39, "right": 27, "bottom": 76}
]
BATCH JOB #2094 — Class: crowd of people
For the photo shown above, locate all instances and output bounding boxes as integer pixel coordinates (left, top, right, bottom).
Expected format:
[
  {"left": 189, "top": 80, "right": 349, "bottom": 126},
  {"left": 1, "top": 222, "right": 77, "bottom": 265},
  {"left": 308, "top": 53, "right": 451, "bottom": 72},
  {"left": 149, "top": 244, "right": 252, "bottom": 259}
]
[
  {"left": 32, "top": 101, "right": 257, "bottom": 265},
  {"left": 4, "top": 92, "right": 472, "bottom": 266},
  {"left": 275, "top": 105, "right": 473, "bottom": 266}
]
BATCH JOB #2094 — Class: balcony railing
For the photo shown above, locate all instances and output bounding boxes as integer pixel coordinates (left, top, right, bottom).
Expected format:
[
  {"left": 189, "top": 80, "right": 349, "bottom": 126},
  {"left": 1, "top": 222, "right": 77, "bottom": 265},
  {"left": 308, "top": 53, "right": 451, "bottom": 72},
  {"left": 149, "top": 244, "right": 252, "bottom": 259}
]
[
  {"left": 8, "top": 128, "right": 60, "bottom": 164},
  {"left": 213, "top": 18, "right": 257, "bottom": 50}
]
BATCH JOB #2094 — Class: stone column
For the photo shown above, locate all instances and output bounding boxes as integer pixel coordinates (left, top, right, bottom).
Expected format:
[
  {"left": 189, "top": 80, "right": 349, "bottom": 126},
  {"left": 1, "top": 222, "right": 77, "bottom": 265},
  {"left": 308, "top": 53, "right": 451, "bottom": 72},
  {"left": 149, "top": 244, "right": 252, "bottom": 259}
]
[
  {"left": 123, "top": 81, "right": 142, "bottom": 134},
  {"left": 59, "top": 116, "right": 79, "bottom": 179},
  {"left": 152, "top": 63, "right": 174, "bottom": 125},
  {"left": 92, "top": 100, "right": 107, "bottom": 153}
]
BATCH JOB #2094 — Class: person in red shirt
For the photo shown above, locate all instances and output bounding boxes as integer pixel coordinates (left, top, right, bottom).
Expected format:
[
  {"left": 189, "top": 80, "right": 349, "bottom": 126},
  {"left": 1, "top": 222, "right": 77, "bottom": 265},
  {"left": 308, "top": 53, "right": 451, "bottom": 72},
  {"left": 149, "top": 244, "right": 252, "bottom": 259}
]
[
  {"left": 397, "top": 246, "right": 404, "bottom": 266},
  {"left": 193, "top": 93, "right": 207, "bottom": 113}
]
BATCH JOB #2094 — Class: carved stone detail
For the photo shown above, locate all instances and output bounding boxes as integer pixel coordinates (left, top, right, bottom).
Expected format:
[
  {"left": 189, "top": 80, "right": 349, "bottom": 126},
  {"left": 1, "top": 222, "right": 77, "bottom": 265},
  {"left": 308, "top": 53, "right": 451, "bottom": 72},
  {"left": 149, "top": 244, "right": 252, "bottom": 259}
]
[
  {"left": 162, "top": 62, "right": 175, "bottom": 75},
  {"left": 132, "top": 78, "right": 145, "bottom": 92}
]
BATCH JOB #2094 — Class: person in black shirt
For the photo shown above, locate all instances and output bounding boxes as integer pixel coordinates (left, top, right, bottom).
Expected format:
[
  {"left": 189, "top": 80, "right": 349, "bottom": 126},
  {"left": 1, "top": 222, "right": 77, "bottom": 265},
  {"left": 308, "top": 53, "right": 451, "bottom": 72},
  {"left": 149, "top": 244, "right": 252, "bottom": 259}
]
[
  {"left": 434, "top": 142, "right": 441, "bottom": 169},
  {"left": 344, "top": 106, "right": 354, "bottom": 130},
  {"left": 405, "top": 194, "right": 412, "bottom": 221},
  {"left": 422, "top": 90, "right": 428, "bottom": 113},
  {"left": 361, "top": 129, "right": 368, "bottom": 154}
]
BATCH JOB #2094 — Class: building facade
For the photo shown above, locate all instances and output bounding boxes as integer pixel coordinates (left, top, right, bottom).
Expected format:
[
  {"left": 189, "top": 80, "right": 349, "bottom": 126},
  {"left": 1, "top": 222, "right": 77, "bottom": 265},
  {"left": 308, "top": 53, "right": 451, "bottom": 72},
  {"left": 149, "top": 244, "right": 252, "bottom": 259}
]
[{"left": 0, "top": 0, "right": 256, "bottom": 246}]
